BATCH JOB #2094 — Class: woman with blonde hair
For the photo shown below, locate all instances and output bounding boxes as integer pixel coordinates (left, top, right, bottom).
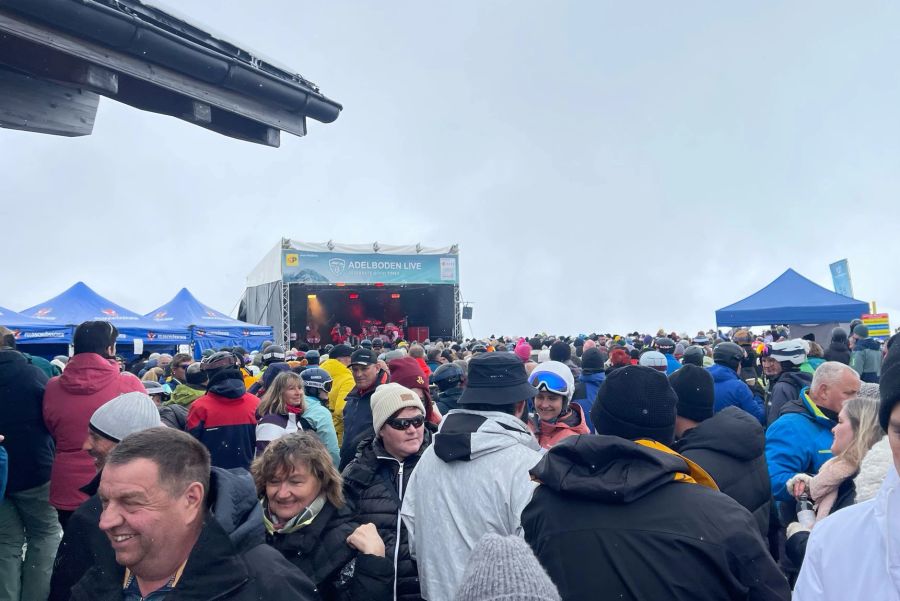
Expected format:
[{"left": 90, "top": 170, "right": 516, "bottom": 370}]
[
  {"left": 256, "top": 371, "right": 339, "bottom": 465},
  {"left": 252, "top": 432, "right": 392, "bottom": 601}
]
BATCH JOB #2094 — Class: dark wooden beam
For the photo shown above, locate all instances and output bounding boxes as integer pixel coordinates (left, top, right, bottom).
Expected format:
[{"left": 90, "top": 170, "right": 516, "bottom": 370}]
[
  {"left": 0, "top": 32, "right": 117, "bottom": 94},
  {"left": 0, "top": 66, "right": 97, "bottom": 136}
]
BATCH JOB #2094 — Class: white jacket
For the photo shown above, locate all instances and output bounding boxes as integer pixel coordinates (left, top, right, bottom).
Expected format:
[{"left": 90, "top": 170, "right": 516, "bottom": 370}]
[
  {"left": 794, "top": 466, "right": 900, "bottom": 600},
  {"left": 854, "top": 436, "right": 892, "bottom": 503},
  {"left": 400, "top": 409, "right": 542, "bottom": 601}
]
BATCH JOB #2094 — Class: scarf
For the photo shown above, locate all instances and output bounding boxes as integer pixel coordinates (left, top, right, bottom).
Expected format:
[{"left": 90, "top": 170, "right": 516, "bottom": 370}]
[
  {"left": 809, "top": 455, "right": 857, "bottom": 521},
  {"left": 262, "top": 493, "right": 326, "bottom": 535}
]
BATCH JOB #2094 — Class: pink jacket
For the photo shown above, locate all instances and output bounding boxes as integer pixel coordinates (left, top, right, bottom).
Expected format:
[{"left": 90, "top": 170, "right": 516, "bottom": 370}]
[
  {"left": 528, "top": 403, "right": 590, "bottom": 450},
  {"left": 42, "top": 353, "right": 144, "bottom": 510}
]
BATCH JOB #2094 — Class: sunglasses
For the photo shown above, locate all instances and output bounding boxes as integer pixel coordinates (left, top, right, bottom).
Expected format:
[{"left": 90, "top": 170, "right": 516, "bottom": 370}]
[
  {"left": 386, "top": 415, "right": 425, "bottom": 430},
  {"left": 529, "top": 371, "right": 569, "bottom": 396}
]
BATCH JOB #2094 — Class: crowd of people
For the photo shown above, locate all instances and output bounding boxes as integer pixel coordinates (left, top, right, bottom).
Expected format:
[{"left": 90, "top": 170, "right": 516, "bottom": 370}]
[{"left": 0, "top": 318, "right": 897, "bottom": 600}]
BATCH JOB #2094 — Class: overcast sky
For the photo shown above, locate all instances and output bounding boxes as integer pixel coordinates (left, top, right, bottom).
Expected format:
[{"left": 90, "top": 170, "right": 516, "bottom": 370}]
[{"left": 2, "top": 1, "right": 898, "bottom": 338}]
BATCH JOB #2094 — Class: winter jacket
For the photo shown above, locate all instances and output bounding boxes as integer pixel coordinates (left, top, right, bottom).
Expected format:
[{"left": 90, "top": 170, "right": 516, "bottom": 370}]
[
  {"left": 765, "top": 389, "right": 835, "bottom": 504},
  {"left": 342, "top": 427, "right": 435, "bottom": 601},
  {"left": 340, "top": 370, "right": 390, "bottom": 470},
  {"left": 522, "top": 435, "right": 790, "bottom": 601},
  {"left": 766, "top": 370, "right": 812, "bottom": 426},
  {"left": 400, "top": 410, "right": 542, "bottom": 601},
  {"left": 69, "top": 467, "right": 319, "bottom": 601},
  {"left": 320, "top": 358, "right": 355, "bottom": 444},
  {"left": 21, "top": 352, "right": 58, "bottom": 378},
  {"left": 434, "top": 386, "right": 463, "bottom": 416},
  {"left": 570, "top": 371, "right": 605, "bottom": 433},
  {"left": 850, "top": 337, "right": 883, "bottom": 383},
  {"left": 0, "top": 349, "right": 53, "bottom": 495},
  {"left": 187, "top": 391, "right": 260, "bottom": 470},
  {"left": 49, "top": 473, "right": 106, "bottom": 601},
  {"left": 823, "top": 341, "right": 851, "bottom": 365},
  {"left": 169, "top": 383, "right": 206, "bottom": 407},
  {"left": 256, "top": 399, "right": 340, "bottom": 466},
  {"left": 265, "top": 499, "right": 393, "bottom": 601},
  {"left": 159, "top": 403, "right": 189, "bottom": 430},
  {"left": 528, "top": 403, "right": 590, "bottom": 450},
  {"left": 42, "top": 352, "right": 144, "bottom": 510},
  {"left": 793, "top": 468, "right": 900, "bottom": 600},
  {"left": 854, "top": 435, "right": 891, "bottom": 503},
  {"left": 707, "top": 363, "right": 766, "bottom": 424},
  {"left": 784, "top": 476, "right": 856, "bottom": 569},
  {"left": 0, "top": 446, "right": 7, "bottom": 498},
  {"left": 675, "top": 407, "right": 772, "bottom": 539}
]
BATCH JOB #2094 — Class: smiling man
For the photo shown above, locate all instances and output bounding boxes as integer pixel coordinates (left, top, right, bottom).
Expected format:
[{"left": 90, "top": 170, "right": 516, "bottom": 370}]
[{"left": 70, "top": 427, "right": 318, "bottom": 601}]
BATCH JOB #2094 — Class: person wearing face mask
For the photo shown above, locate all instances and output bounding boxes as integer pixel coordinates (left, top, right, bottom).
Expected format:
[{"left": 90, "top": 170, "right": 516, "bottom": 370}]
[
  {"left": 527, "top": 361, "right": 588, "bottom": 450},
  {"left": 252, "top": 432, "right": 393, "bottom": 601},
  {"left": 342, "top": 383, "right": 436, "bottom": 601}
]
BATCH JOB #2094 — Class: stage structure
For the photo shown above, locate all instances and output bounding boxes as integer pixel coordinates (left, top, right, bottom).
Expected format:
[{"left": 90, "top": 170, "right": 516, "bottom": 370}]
[{"left": 242, "top": 240, "right": 460, "bottom": 348}]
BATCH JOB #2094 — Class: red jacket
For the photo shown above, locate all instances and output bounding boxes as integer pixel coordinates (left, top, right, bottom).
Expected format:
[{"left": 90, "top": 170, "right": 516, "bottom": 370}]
[
  {"left": 528, "top": 403, "right": 590, "bottom": 450},
  {"left": 186, "top": 391, "right": 259, "bottom": 470},
  {"left": 43, "top": 353, "right": 144, "bottom": 510}
]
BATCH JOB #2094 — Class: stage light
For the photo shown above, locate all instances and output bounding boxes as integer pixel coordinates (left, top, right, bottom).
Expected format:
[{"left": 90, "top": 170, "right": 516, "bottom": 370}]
[
  {"left": 307, "top": 294, "right": 317, "bottom": 299},
  {"left": 390, "top": 293, "right": 401, "bottom": 299},
  {"left": 335, "top": 283, "right": 346, "bottom": 287},
  {"left": 349, "top": 293, "right": 360, "bottom": 300},
  {"left": 374, "top": 283, "right": 384, "bottom": 287}
]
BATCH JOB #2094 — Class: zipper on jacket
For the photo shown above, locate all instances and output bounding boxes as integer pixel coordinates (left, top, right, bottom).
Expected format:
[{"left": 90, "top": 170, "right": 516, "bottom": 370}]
[{"left": 393, "top": 460, "right": 404, "bottom": 601}]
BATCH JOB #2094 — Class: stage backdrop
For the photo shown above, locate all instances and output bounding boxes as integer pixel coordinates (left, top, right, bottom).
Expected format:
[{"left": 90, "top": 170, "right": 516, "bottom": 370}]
[{"left": 282, "top": 250, "right": 458, "bottom": 285}]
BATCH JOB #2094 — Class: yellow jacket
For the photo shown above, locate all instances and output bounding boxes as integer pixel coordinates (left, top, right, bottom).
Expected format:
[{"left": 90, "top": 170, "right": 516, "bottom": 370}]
[{"left": 320, "top": 358, "right": 355, "bottom": 444}]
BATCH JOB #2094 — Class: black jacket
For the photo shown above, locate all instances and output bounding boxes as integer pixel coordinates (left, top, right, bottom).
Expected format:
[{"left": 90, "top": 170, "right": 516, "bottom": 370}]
[
  {"left": 823, "top": 341, "right": 851, "bottom": 365},
  {"left": 342, "top": 426, "right": 436, "bottom": 601},
  {"left": 767, "top": 370, "right": 812, "bottom": 426},
  {"left": 69, "top": 467, "right": 319, "bottom": 601},
  {"left": 784, "top": 477, "right": 856, "bottom": 568},
  {"left": 159, "top": 403, "right": 189, "bottom": 430},
  {"left": 0, "top": 349, "right": 53, "bottom": 494},
  {"left": 675, "top": 407, "right": 772, "bottom": 539},
  {"left": 340, "top": 370, "right": 390, "bottom": 470},
  {"left": 522, "top": 435, "right": 790, "bottom": 601},
  {"left": 434, "top": 387, "right": 463, "bottom": 416},
  {"left": 266, "top": 500, "right": 393, "bottom": 601},
  {"left": 49, "top": 474, "right": 106, "bottom": 601}
]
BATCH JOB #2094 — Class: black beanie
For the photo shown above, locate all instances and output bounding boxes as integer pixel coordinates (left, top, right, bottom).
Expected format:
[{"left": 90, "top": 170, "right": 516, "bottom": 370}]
[
  {"left": 549, "top": 340, "right": 571, "bottom": 363},
  {"left": 668, "top": 365, "right": 715, "bottom": 423},
  {"left": 581, "top": 347, "right": 605, "bottom": 371},
  {"left": 591, "top": 365, "right": 677, "bottom": 447},
  {"left": 879, "top": 346, "right": 900, "bottom": 431}
]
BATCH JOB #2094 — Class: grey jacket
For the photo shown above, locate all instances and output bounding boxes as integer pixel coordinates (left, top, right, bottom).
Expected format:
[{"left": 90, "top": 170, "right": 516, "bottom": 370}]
[{"left": 400, "top": 410, "right": 541, "bottom": 601}]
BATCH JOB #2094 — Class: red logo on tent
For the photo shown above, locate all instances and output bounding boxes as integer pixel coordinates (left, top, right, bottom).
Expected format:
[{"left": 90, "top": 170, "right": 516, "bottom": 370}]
[
  {"left": 34, "top": 308, "right": 52, "bottom": 317},
  {"left": 242, "top": 329, "right": 250, "bottom": 336},
  {"left": 100, "top": 308, "right": 118, "bottom": 317},
  {"left": 12, "top": 329, "right": 21, "bottom": 339},
  {"left": 206, "top": 310, "right": 218, "bottom": 317},
  {"left": 155, "top": 311, "right": 167, "bottom": 319},
  {"left": 147, "top": 332, "right": 157, "bottom": 340}
]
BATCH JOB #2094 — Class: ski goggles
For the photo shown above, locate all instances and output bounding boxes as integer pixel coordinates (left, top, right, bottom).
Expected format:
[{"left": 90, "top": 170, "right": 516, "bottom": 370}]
[
  {"left": 528, "top": 370, "right": 569, "bottom": 396},
  {"left": 304, "top": 379, "right": 333, "bottom": 393},
  {"left": 386, "top": 415, "right": 426, "bottom": 430}
]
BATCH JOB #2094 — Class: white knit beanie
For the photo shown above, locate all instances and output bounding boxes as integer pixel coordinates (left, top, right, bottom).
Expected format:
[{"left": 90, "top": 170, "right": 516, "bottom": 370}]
[
  {"left": 370, "top": 383, "right": 425, "bottom": 435},
  {"left": 455, "top": 533, "right": 561, "bottom": 601},
  {"left": 90, "top": 392, "right": 162, "bottom": 442}
]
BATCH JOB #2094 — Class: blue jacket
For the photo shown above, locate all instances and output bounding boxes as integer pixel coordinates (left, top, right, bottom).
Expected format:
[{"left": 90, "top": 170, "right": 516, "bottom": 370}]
[
  {"left": 665, "top": 354, "right": 681, "bottom": 375},
  {"left": 765, "top": 388, "right": 835, "bottom": 503},
  {"left": 707, "top": 363, "right": 765, "bottom": 424},
  {"left": 0, "top": 446, "right": 7, "bottom": 499},
  {"left": 571, "top": 371, "right": 606, "bottom": 433}
]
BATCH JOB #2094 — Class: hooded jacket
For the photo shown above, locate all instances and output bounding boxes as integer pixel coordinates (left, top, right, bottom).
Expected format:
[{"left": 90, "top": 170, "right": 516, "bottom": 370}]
[
  {"left": 528, "top": 403, "right": 590, "bottom": 450},
  {"left": 321, "top": 358, "right": 355, "bottom": 444},
  {"left": 793, "top": 468, "right": 900, "bottom": 600},
  {"left": 0, "top": 349, "right": 53, "bottom": 495},
  {"left": 850, "top": 337, "right": 883, "bottom": 383},
  {"left": 341, "top": 426, "right": 435, "bottom": 601},
  {"left": 766, "top": 370, "right": 812, "bottom": 426},
  {"left": 765, "top": 389, "right": 835, "bottom": 504},
  {"left": 42, "top": 352, "right": 145, "bottom": 510},
  {"left": 434, "top": 386, "right": 463, "bottom": 416},
  {"left": 339, "top": 369, "right": 390, "bottom": 470},
  {"left": 169, "top": 383, "right": 206, "bottom": 407},
  {"left": 707, "top": 363, "right": 766, "bottom": 424},
  {"left": 675, "top": 407, "right": 772, "bottom": 538},
  {"left": 522, "top": 435, "right": 790, "bottom": 601},
  {"left": 823, "top": 341, "right": 851, "bottom": 365},
  {"left": 69, "top": 467, "right": 319, "bottom": 601},
  {"left": 187, "top": 378, "right": 260, "bottom": 471},
  {"left": 400, "top": 410, "right": 542, "bottom": 601},
  {"left": 571, "top": 371, "right": 605, "bottom": 433}
]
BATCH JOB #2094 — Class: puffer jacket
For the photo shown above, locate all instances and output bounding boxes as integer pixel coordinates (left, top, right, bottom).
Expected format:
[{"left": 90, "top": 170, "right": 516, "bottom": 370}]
[
  {"left": 850, "top": 337, "right": 883, "bottom": 383},
  {"left": 320, "top": 358, "right": 355, "bottom": 444},
  {"left": 169, "top": 383, "right": 206, "bottom": 406},
  {"left": 187, "top": 386, "right": 260, "bottom": 471},
  {"left": 766, "top": 369, "right": 812, "bottom": 426},
  {"left": 570, "top": 371, "right": 605, "bottom": 433},
  {"left": 528, "top": 403, "right": 590, "bottom": 450},
  {"left": 707, "top": 363, "right": 765, "bottom": 424},
  {"left": 342, "top": 426, "right": 436, "bottom": 601},
  {"left": 340, "top": 370, "right": 390, "bottom": 470},
  {"left": 675, "top": 407, "right": 772, "bottom": 539},
  {"left": 824, "top": 341, "right": 851, "bottom": 365},
  {"left": 42, "top": 353, "right": 144, "bottom": 510},
  {"left": 434, "top": 386, "right": 463, "bottom": 416}
]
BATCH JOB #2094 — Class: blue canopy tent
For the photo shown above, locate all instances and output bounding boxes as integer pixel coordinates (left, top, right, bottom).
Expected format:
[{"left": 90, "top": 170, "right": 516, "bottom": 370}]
[
  {"left": 144, "top": 288, "right": 272, "bottom": 358},
  {"left": 716, "top": 269, "right": 870, "bottom": 326},
  {"left": 0, "top": 305, "right": 70, "bottom": 343},
  {"left": 16, "top": 282, "right": 190, "bottom": 348}
]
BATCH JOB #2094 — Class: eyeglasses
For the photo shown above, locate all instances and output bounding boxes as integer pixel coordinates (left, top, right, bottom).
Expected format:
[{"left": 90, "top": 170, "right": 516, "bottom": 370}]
[
  {"left": 304, "top": 379, "right": 333, "bottom": 393},
  {"left": 529, "top": 371, "right": 569, "bottom": 396},
  {"left": 176, "top": 364, "right": 191, "bottom": 370},
  {"left": 386, "top": 415, "right": 425, "bottom": 430}
]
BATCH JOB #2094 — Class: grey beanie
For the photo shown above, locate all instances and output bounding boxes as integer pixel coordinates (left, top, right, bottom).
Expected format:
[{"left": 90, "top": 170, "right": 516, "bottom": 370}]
[
  {"left": 89, "top": 392, "right": 162, "bottom": 443},
  {"left": 455, "top": 533, "right": 561, "bottom": 601}
]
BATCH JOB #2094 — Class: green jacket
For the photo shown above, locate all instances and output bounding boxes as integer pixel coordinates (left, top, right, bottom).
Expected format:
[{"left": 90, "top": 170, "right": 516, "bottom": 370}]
[{"left": 168, "top": 384, "right": 206, "bottom": 406}]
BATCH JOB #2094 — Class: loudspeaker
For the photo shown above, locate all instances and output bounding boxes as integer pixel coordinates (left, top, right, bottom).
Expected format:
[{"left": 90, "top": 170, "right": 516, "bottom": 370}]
[{"left": 462, "top": 306, "right": 473, "bottom": 320}]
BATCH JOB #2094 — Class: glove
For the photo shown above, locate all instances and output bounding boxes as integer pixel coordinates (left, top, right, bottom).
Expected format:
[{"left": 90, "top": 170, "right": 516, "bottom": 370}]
[
  {"left": 786, "top": 521, "right": 812, "bottom": 539},
  {"left": 786, "top": 473, "right": 812, "bottom": 498}
]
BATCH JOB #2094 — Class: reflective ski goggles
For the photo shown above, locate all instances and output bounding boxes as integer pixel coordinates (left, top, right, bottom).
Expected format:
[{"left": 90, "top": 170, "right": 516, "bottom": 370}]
[
  {"left": 528, "top": 371, "right": 569, "bottom": 396},
  {"left": 386, "top": 415, "right": 426, "bottom": 430},
  {"left": 303, "top": 380, "right": 333, "bottom": 393}
]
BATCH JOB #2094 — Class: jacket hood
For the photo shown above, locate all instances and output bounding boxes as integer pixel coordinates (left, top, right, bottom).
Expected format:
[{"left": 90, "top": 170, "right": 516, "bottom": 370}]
[
  {"left": 0, "top": 349, "right": 27, "bottom": 385},
  {"left": 320, "top": 357, "right": 350, "bottom": 375},
  {"left": 578, "top": 371, "right": 606, "bottom": 383},
  {"left": 676, "top": 406, "right": 764, "bottom": 461},
  {"left": 707, "top": 363, "right": 739, "bottom": 383},
  {"left": 433, "top": 409, "right": 539, "bottom": 463},
  {"left": 530, "top": 435, "right": 716, "bottom": 504},
  {"left": 858, "top": 337, "right": 882, "bottom": 351},
  {"left": 776, "top": 370, "right": 813, "bottom": 389},
  {"left": 58, "top": 352, "right": 123, "bottom": 395},
  {"left": 207, "top": 466, "right": 265, "bottom": 548},
  {"left": 828, "top": 340, "right": 850, "bottom": 352}
]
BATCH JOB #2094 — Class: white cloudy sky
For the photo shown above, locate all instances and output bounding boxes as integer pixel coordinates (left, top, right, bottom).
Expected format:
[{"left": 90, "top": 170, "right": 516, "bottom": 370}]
[{"left": 2, "top": 1, "right": 898, "bottom": 337}]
